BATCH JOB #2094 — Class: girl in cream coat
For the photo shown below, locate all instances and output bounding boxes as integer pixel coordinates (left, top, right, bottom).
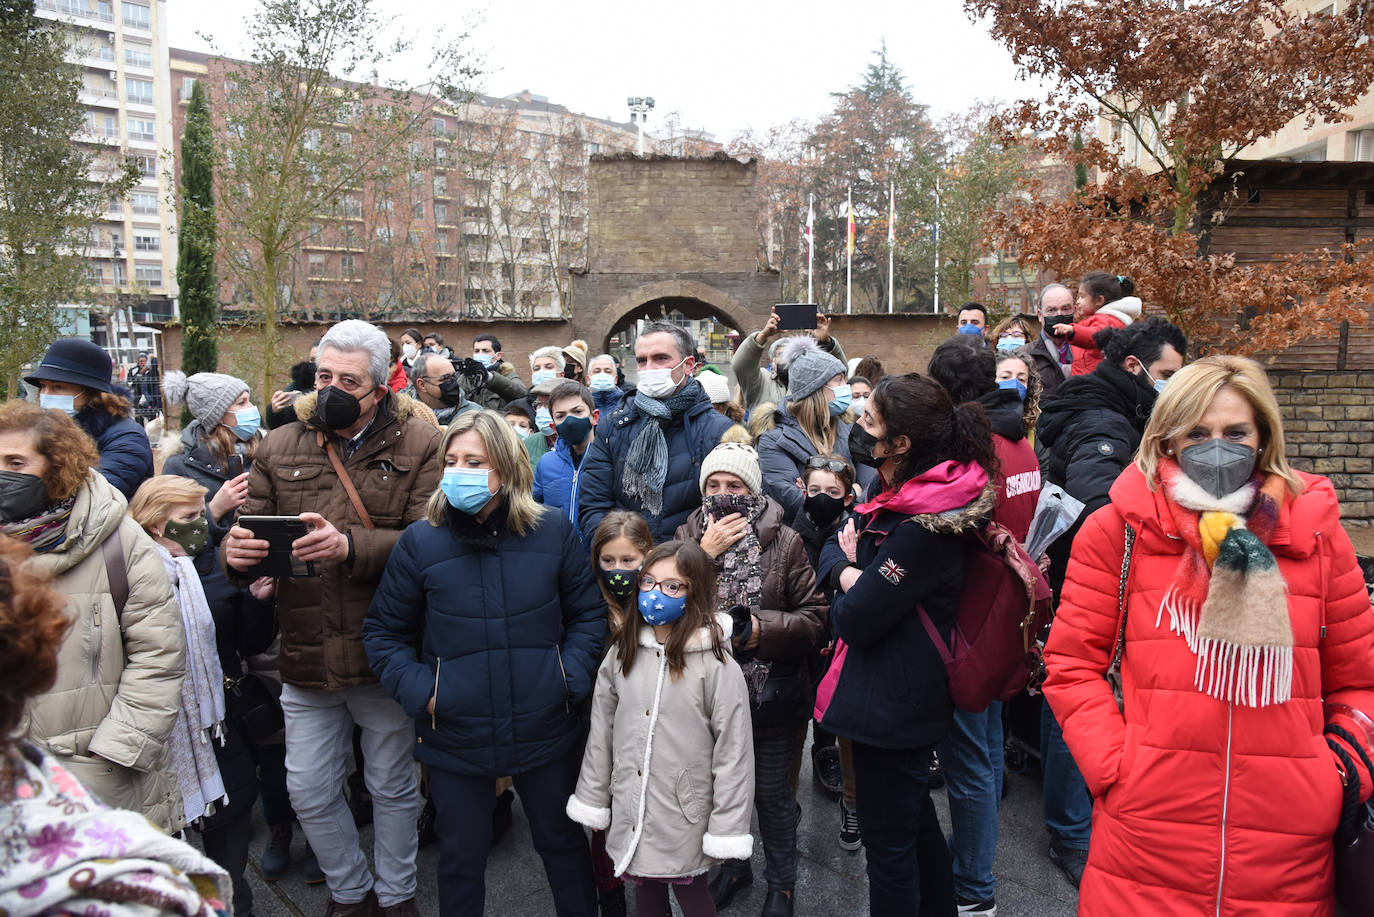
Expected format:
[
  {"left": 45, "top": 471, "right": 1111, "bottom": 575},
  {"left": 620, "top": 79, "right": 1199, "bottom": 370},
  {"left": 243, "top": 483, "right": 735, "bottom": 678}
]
[{"left": 568, "top": 540, "right": 754, "bottom": 917}]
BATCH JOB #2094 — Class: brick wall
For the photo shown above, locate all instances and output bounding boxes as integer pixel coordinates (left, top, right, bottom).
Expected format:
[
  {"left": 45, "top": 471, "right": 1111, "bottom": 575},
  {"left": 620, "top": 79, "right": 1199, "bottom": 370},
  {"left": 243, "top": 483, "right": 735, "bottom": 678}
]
[
  {"left": 826, "top": 313, "right": 958, "bottom": 376},
  {"left": 1270, "top": 371, "right": 1374, "bottom": 526}
]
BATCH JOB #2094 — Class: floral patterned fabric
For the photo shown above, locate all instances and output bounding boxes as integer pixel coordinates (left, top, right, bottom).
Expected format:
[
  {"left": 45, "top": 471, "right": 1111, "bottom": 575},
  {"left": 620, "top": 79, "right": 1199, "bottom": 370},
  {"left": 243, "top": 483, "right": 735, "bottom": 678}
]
[{"left": 0, "top": 742, "right": 229, "bottom": 917}]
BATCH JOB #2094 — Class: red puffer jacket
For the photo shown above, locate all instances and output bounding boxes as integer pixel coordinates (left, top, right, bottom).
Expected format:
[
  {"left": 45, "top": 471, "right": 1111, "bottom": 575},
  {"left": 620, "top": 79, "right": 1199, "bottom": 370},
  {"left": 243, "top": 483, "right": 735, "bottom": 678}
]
[{"left": 1045, "top": 465, "right": 1374, "bottom": 916}]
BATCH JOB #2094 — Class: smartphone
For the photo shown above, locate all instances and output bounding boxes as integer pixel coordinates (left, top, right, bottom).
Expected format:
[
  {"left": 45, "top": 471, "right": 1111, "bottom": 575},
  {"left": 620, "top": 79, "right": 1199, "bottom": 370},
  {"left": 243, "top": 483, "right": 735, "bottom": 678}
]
[
  {"left": 237, "top": 515, "right": 317, "bottom": 579},
  {"left": 774, "top": 303, "right": 818, "bottom": 331},
  {"left": 227, "top": 454, "right": 245, "bottom": 478}
]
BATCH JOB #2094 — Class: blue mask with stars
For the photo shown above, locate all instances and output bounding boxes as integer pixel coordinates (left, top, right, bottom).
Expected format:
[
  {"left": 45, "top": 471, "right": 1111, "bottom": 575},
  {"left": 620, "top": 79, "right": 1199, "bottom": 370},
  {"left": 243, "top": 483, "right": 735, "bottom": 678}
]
[{"left": 638, "top": 588, "right": 687, "bottom": 627}]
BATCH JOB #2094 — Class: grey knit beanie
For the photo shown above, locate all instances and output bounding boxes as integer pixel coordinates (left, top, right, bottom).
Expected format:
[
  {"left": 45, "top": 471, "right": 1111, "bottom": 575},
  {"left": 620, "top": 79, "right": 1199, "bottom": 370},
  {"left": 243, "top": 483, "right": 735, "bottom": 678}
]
[
  {"left": 787, "top": 348, "right": 847, "bottom": 402},
  {"left": 164, "top": 371, "right": 249, "bottom": 430},
  {"left": 699, "top": 442, "right": 763, "bottom": 496}
]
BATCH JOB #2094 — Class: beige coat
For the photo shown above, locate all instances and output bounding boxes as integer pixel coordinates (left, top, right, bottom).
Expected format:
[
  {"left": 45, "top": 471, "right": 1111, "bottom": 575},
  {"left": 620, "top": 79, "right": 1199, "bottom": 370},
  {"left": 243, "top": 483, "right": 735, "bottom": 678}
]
[
  {"left": 21, "top": 471, "right": 186, "bottom": 832},
  {"left": 567, "top": 613, "right": 755, "bottom": 879}
]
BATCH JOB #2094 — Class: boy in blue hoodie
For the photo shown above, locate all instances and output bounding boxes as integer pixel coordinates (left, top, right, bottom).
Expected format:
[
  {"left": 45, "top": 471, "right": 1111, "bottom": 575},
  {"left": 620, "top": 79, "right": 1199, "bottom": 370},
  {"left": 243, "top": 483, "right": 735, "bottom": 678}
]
[{"left": 533, "top": 381, "right": 599, "bottom": 528}]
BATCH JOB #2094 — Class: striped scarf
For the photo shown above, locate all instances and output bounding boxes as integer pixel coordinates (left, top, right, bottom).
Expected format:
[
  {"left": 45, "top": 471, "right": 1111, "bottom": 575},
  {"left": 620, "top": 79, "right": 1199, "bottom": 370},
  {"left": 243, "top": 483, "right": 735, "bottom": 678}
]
[
  {"left": 0, "top": 498, "right": 75, "bottom": 553},
  {"left": 1157, "top": 460, "right": 1293, "bottom": 708}
]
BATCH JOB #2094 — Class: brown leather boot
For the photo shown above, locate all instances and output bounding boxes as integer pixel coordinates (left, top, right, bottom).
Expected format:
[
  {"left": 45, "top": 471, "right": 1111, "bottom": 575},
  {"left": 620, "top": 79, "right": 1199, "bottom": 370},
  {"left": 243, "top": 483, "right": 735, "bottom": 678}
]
[
  {"left": 323, "top": 890, "right": 378, "bottom": 917},
  {"left": 376, "top": 899, "right": 421, "bottom": 917}
]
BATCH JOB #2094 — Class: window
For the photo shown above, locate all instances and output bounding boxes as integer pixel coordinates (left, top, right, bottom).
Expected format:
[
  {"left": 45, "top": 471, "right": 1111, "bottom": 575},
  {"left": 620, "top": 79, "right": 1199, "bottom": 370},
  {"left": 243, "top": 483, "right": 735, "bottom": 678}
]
[
  {"left": 127, "top": 118, "right": 155, "bottom": 141},
  {"left": 108, "top": 230, "right": 123, "bottom": 251},
  {"left": 432, "top": 117, "right": 447, "bottom": 135},
  {"left": 375, "top": 197, "right": 394, "bottom": 213},
  {"left": 434, "top": 147, "right": 448, "bottom": 166},
  {"left": 113, "top": 262, "right": 127, "bottom": 285},
  {"left": 87, "top": 264, "right": 105, "bottom": 283},
  {"left": 303, "top": 128, "right": 321, "bottom": 151},
  {"left": 434, "top": 203, "right": 448, "bottom": 224},
  {"left": 409, "top": 141, "right": 425, "bottom": 157},
  {"left": 412, "top": 200, "right": 425, "bottom": 219},
  {"left": 435, "top": 233, "right": 448, "bottom": 253},
  {"left": 433, "top": 175, "right": 447, "bottom": 197},
  {"left": 1353, "top": 129, "right": 1374, "bottom": 163},
  {"left": 131, "top": 191, "right": 158, "bottom": 214},
  {"left": 179, "top": 76, "right": 197, "bottom": 101},
  {"left": 103, "top": 114, "right": 118, "bottom": 137},
  {"left": 463, "top": 205, "right": 488, "bottom": 221},
  {"left": 134, "top": 263, "right": 161, "bottom": 287},
  {"left": 132, "top": 153, "right": 157, "bottom": 177},
  {"left": 307, "top": 222, "right": 323, "bottom": 241},
  {"left": 308, "top": 254, "right": 326, "bottom": 277},
  {"left": 124, "top": 45, "right": 151, "bottom": 68},
  {"left": 376, "top": 226, "right": 392, "bottom": 242},
  {"left": 340, "top": 254, "right": 355, "bottom": 274},
  {"left": 106, "top": 192, "right": 122, "bottom": 213},
  {"left": 133, "top": 232, "right": 159, "bottom": 251},
  {"left": 336, "top": 130, "right": 352, "bottom": 147},
  {"left": 341, "top": 195, "right": 362, "bottom": 218},
  {"left": 120, "top": 1, "right": 149, "bottom": 29}
]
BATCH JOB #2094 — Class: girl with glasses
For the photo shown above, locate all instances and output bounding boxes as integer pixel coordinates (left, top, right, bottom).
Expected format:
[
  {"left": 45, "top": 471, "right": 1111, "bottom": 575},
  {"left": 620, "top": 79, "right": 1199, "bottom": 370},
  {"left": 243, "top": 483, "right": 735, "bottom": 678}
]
[{"left": 568, "top": 539, "right": 755, "bottom": 917}]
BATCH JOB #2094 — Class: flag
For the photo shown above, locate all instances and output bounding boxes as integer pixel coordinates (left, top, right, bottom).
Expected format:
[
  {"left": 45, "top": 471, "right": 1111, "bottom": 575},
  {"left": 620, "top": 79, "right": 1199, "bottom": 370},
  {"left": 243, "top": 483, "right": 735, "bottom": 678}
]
[{"left": 846, "top": 207, "right": 855, "bottom": 257}]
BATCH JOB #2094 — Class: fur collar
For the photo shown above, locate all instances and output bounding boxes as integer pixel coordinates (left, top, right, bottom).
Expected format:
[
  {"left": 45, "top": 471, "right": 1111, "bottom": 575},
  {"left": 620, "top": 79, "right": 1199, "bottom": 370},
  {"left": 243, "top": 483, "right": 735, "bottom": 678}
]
[
  {"left": 293, "top": 388, "right": 421, "bottom": 432},
  {"left": 905, "top": 480, "right": 997, "bottom": 535},
  {"left": 636, "top": 611, "right": 734, "bottom": 651},
  {"left": 1097, "top": 295, "right": 1142, "bottom": 326},
  {"left": 1167, "top": 472, "right": 1258, "bottom": 516}
]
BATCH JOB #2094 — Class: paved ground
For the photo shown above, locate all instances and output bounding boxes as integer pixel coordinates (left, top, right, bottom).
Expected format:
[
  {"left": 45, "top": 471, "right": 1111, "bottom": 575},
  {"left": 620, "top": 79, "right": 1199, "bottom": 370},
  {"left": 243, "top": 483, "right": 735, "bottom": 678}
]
[{"left": 209, "top": 734, "right": 1079, "bottom": 917}]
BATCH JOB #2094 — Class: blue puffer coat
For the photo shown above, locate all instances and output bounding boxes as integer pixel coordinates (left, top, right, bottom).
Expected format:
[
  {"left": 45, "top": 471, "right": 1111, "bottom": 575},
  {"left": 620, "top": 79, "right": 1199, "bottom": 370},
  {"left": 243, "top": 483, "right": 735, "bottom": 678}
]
[
  {"left": 76, "top": 408, "right": 153, "bottom": 500},
  {"left": 577, "top": 381, "right": 732, "bottom": 544},
  {"left": 363, "top": 504, "right": 608, "bottom": 777},
  {"left": 533, "top": 436, "right": 578, "bottom": 516},
  {"left": 757, "top": 405, "right": 876, "bottom": 521}
]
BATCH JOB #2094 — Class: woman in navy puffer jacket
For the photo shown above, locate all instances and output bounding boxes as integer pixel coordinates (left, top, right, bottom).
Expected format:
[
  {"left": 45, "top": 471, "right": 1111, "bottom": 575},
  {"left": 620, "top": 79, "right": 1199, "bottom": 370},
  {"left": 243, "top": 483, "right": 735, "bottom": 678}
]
[{"left": 364, "top": 410, "right": 607, "bottom": 917}]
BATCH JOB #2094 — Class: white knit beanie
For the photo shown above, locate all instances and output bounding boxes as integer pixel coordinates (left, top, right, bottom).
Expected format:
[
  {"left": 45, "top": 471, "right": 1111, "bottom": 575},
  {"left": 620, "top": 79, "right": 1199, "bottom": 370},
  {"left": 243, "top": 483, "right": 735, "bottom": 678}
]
[
  {"left": 697, "top": 370, "right": 731, "bottom": 405},
  {"left": 699, "top": 442, "right": 763, "bottom": 496}
]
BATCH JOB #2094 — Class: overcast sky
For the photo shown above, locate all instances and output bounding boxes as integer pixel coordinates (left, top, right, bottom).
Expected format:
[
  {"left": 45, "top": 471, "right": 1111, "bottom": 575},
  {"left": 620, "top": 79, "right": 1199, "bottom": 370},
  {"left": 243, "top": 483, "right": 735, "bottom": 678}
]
[{"left": 168, "top": 0, "right": 1042, "bottom": 140}]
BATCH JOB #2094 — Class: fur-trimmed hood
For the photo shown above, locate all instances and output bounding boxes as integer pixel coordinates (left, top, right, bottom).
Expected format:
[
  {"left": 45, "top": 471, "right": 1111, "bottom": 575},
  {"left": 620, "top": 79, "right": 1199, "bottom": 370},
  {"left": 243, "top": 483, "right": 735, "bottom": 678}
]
[{"left": 636, "top": 611, "right": 735, "bottom": 651}]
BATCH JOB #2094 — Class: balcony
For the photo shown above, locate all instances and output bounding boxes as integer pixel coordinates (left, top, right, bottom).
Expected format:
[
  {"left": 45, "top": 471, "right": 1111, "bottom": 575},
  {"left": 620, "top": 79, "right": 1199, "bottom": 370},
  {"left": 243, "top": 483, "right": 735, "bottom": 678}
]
[{"left": 36, "top": 0, "right": 115, "bottom": 22}]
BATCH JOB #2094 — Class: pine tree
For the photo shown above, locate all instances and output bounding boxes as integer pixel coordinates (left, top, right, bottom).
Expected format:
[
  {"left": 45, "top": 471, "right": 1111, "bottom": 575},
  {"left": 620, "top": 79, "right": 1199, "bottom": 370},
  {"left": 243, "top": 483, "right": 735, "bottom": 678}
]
[{"left": 177, "top": 79, "right": 217, "bottom": 381}]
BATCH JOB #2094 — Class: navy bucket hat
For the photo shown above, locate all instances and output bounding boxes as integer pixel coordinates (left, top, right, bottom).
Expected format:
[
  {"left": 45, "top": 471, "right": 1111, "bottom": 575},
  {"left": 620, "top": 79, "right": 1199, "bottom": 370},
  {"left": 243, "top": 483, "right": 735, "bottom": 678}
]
[{"left": 24, "top": 338, "right": 114, "bottom": 393}]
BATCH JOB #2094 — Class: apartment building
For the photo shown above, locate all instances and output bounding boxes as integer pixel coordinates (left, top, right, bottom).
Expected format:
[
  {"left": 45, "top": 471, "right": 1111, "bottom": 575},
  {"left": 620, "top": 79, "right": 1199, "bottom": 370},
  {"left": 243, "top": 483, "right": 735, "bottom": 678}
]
[
  {"left": 34, "top": 0, "right": 178, "bottom": 363},
  {"left": 168, "top": 48, "right": 643, "bottom": 323}
]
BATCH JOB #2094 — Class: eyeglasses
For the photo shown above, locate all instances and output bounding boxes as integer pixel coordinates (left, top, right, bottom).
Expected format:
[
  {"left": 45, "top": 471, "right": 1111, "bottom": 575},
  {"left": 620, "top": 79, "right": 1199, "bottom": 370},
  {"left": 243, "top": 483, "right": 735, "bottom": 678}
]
[
  {"left": 423, "top": 374, "right": 456, "bottom": 385},
  {"left": 806, "top": 456, "right": 850, "bottom": 474},
  {"left": 639, "top": 575, "right": 687, "bottom": 597}
]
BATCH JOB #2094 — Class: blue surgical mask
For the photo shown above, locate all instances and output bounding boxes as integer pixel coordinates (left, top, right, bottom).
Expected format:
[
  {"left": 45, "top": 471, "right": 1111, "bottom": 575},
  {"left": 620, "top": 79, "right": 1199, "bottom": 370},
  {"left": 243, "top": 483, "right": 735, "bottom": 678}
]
[
  {"left": 828, "top": 383, "right": 852, "bottom": 417},
  {"left": 231, "top": 405, "right": 261, "bottom": 441},
  {"left": 1141, "top": 365, "right": 1168, "bottom": 395},
  {"left": 997, "top": 378, "right": 1027, "bottom": 401},
  {"left": 535, "top": 406, "right": 554, "bottom": 435},
  {"left": 39, "top": 393, "right": 76, "bottom": 415},
  {"left": 531, "top": 368, "right": 557, "bottom": 387},
  {"left": 589, "top": 373, "right": 616, "bottom": 392},
  {"left": 638, "top": 588, "right": 688, "bottom": 626},
  {"left": 997, "top": 336, "right": 1026, "bottom": 352},
  {"left": 958, "top": 324, "right": 984, "bottom": 338},
  {"left": 441, "top": 468, "right": 494, "bottom": 515},
  {"left": 473, "top": 352, "right": 494, "bottom": 367}
]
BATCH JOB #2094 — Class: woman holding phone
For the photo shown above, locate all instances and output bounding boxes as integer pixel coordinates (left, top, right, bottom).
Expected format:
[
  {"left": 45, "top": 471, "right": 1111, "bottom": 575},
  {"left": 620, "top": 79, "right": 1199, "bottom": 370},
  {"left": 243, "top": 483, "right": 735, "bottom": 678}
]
[{"left": 161, "top": 371, "right": 260, "bottom": 545}]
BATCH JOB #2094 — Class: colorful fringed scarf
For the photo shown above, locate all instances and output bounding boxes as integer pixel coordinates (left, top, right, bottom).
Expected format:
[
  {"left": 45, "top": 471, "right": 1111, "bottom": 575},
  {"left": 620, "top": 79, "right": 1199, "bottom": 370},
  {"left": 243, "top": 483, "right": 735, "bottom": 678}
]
[{"left": 1157, "top": 459, "right": 1293, "bottom": 708}]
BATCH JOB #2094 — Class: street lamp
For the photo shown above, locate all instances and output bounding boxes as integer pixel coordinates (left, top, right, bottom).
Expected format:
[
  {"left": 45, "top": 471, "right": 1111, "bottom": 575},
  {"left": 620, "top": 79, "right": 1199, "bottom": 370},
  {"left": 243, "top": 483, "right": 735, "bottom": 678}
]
[{"left": 627, "top": 96, "right": 655, "bottom": 155}]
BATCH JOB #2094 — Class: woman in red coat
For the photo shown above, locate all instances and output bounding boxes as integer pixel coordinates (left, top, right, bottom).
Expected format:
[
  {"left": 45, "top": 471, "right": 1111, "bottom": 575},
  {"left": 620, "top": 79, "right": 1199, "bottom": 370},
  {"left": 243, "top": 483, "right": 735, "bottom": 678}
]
[{"left": 1044, "top": 354, "right": 1374, "bottom": 916}]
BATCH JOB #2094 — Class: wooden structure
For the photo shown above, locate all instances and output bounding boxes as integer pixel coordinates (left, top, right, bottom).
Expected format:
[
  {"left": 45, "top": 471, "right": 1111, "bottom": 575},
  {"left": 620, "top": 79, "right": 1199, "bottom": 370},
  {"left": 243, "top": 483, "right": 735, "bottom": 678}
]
[{"left": 1202, "top": 160, "right": 1374, "bottom": 370}]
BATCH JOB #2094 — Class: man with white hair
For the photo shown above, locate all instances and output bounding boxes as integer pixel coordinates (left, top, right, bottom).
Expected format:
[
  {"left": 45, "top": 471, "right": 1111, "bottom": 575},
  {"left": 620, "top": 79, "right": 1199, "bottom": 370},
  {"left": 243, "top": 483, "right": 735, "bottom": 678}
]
[
  {"left": 731, "top": 308, "right": 847, "bottom": 411},
  {"left": 223, "top": 319, "right": 442, "bottom": 917},
  {"left": 1027, "top": 282, "right": 1078, "bottom": 397}
]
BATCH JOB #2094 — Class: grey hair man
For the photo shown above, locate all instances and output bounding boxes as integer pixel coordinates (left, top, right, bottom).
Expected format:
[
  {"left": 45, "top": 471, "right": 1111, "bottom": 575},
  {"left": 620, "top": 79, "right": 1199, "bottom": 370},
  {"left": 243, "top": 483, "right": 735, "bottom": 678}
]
[
  {"left": 586, "top": 353, "right": 623, "bottom": 412},
  {"left": 577, "top": 321, "right": 732, "bottom": 542},
  {"left": 223, "top": 318, "right": 441, "bottom": 916},
  {"left": 1027, "top": 282, "right": 1078, "bottom": 397}
]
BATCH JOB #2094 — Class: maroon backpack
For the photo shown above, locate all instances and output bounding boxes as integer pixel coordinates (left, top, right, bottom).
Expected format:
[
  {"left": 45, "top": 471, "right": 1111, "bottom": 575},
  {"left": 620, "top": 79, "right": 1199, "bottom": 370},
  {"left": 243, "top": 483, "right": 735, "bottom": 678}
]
[{"left": 917, "top": 520, "right": 1051, "bottom": 712}]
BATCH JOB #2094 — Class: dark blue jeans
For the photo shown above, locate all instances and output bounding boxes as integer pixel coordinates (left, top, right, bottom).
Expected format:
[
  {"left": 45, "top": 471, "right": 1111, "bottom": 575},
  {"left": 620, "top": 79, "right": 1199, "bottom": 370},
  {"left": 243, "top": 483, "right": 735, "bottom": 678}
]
[
  {"left": 851, "top": 741, "right": 956, "bottom": 917},
  {"left": 428, "top": 752, "right": 595, "bottom": 917},
  {"left": 1039, "top": 699, "right": 1091, "bottom": 850},
  {"left": 940, "top": 702, "right": 1004, "bottom": 901}
]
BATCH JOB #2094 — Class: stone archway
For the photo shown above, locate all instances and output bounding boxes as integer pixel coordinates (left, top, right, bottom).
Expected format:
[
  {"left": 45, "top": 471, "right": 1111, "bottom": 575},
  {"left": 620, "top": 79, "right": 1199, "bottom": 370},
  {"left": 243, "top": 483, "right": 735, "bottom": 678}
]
[{"left": 581, "top": 279, "right": 753, "bottom": 354}]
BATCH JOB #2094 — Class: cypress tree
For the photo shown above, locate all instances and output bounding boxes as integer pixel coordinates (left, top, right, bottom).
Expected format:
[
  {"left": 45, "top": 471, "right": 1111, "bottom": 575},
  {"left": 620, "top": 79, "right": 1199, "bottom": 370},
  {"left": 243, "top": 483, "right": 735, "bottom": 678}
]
[{"left": 177, "top": 79, "right": 217, "bottom": 384}]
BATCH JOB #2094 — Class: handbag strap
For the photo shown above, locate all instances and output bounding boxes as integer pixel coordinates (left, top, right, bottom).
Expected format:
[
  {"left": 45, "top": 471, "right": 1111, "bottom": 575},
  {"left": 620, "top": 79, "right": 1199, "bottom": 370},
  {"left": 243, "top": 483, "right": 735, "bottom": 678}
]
[
  {"left": 321, "top": 436, "right": 374, "bottom": 530},
  {"left": 101, "top": 528, "right": 128, "bottom": 620},
  {"left": 1110, "top": 522, "right": 1136, "bottom": 672}
]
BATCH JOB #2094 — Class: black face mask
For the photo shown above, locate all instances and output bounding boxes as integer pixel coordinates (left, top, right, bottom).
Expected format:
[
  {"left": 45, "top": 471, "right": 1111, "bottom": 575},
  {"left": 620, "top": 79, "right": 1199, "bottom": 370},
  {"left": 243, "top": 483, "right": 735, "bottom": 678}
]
[
  {"left": 0, "top": 471, "right": 50, "bottom": 523},
  {"left": 774, "top": 363, "right": 789, "bottom": 387},
  {"left": 1043, "top": 314, "right": 1074, "bottom": 333},
  {"left": 804, "top": 492, "right": 846, "bottom": 528},
  {"left": 599, "top": 567, "right": 640, "bottom": 599},
  {"left": 848, "top": 423, "right": 886, "bottom": 469},
  {"left": 313, "top": 385, "right": 363, "bottom": 431},
  {"left": 437, "top": 377, "right": 466, "bottom": 407}
]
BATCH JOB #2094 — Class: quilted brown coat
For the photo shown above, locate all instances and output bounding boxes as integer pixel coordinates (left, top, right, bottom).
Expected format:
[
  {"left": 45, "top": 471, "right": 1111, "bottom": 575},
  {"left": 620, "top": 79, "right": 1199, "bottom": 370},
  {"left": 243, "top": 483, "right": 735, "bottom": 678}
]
[{"left": 227, "top": 389, "right": 442, "bottom": 691}]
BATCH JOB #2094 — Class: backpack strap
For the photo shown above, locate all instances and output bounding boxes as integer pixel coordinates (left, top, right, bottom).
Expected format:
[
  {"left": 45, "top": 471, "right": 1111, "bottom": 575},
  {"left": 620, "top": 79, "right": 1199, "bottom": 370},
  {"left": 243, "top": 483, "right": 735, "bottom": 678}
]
[{"left": 102, "top": 528, "right": 128, "bottom": 621}]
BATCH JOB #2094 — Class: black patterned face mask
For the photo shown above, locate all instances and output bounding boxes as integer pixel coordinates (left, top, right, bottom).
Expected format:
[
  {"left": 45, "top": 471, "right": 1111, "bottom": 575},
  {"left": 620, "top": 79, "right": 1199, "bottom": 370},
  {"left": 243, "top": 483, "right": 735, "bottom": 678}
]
[
  {"left": 599, "top": 566, "right": 640, "bottom": 599},
  {"left": 705, "top": 493, "right": 762, "bottom": 521}
]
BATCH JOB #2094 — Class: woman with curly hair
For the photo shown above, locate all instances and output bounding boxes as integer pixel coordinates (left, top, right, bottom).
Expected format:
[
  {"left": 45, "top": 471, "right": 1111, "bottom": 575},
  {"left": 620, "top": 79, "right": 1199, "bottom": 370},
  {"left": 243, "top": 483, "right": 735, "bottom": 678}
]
[
  {"left": 0, "top": 536, "right": 231, "bottom": 915},
  {"left": 0, "top": 401, "right": 187, "bottom": 832}
]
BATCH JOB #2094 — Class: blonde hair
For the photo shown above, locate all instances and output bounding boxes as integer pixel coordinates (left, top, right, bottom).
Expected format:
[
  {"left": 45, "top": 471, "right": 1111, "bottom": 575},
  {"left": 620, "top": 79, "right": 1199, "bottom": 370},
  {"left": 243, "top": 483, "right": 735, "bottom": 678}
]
[
  {"left": 788, "top": 386, "right": 841, "bottom": 454},
  {"left": 129, "top": 475, "right": 209, "bottom": 529},
  {"left": 425, "top": 410, "right": 546, "bottom": 535},
  {"left": 1136, "top": 355, "right": 1303, "bottom": 495},
  {"left": 719, "top": 423, "right": 753, "bottom": 445}
]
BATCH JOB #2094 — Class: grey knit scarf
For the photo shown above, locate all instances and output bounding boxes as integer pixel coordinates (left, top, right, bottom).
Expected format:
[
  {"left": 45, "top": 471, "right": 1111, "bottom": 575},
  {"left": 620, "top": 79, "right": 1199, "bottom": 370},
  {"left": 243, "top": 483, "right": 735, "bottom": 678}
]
[{"left": 622, "top": 381, "right": 702, "bottom": 517}]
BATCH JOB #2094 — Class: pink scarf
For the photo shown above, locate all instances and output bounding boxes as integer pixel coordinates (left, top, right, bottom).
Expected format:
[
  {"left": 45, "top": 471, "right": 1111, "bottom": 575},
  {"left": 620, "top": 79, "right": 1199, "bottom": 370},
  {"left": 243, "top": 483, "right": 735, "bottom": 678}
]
[{"left": 855, "top": 460, "right": 989, "bottom": 517}]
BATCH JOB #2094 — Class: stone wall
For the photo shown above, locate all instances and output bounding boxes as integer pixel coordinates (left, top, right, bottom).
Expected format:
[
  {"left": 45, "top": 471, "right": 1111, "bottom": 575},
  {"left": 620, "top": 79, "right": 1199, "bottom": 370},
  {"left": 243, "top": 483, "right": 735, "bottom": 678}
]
[{"left": 1270, "top": 370, "right": 1374, "bottom": 526}]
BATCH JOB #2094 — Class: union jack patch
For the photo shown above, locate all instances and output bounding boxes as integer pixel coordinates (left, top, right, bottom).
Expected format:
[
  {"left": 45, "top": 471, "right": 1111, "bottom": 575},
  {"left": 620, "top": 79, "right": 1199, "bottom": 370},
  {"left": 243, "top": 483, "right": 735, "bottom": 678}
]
[{"left": 879, "top": 558, "right": 906, "bottom": 585}]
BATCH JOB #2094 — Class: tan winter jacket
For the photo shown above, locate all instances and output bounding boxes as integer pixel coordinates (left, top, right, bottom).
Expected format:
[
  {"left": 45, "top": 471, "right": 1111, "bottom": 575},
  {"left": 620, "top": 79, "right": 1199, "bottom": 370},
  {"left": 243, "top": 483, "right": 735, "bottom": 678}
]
[
  {"left": 22, "top": 471, "right": 186, "bottom": 833},
  {"left": 566, "top": 613, "right": 755, "bottom": 879},
  {"left": 225, "top": 389, "right": 442, "bottom": 691}
]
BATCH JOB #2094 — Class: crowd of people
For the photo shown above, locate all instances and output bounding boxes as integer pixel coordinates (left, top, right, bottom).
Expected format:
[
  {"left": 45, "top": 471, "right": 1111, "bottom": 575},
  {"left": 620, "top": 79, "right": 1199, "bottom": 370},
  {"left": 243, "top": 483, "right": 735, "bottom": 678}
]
[{"left": 1, "top": 276, "right": 1372, "bottom": 917}]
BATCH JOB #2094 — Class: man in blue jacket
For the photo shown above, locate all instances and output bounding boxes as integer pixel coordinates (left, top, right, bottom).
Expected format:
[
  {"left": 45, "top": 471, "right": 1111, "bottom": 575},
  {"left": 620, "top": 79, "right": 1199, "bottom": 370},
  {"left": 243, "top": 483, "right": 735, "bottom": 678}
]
[{"left": 577, "top": 321, "right": 732, "bottom": 544}]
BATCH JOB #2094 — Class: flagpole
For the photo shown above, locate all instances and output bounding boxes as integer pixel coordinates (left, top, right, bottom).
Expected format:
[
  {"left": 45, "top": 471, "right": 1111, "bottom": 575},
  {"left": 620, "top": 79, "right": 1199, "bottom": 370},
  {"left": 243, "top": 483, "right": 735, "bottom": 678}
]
[
  {"left": 845, "top": 186, "right": 853, "bottom": 316},
  {"left": 806, "top": 193, "right": 814, "bottom": 304},
  {"left": 932, "top": 174, "right": 941, "bottom": 315},
  {"left": 887, "top": 182, "right": 895, "bottom": 314}
]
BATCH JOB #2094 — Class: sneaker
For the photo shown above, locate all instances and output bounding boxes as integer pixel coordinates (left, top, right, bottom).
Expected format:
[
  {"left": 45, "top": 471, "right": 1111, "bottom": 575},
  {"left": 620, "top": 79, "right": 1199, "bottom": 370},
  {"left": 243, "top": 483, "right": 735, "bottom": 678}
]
[
  {"left": 838, "top": 799, "right": 862, "bottom": 851},
  {"left": 1048, "top": 839, "right": 1088, "bottom": 888},
  {"left": 811, "top": 745, "right": 843, "bottom": 799},
  {"left": 598, "top": 885, "right": 627, "bottom": 917},
  {"left": 260, "top": 823, "right": 291, "bottom": 882},
  {"left": 955, "top": 894, "right": 997, "bottom": 916}
]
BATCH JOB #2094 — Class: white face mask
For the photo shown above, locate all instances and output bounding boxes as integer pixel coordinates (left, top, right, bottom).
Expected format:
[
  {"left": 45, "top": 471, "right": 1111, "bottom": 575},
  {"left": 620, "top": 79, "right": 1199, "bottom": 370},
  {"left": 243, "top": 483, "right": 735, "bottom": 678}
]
[
  {"left": 637, "top": 357, "right": 687, "bottom": 399},
  {"left": 402, "top": 342, "right": 417, "bottom": 360}
]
